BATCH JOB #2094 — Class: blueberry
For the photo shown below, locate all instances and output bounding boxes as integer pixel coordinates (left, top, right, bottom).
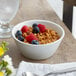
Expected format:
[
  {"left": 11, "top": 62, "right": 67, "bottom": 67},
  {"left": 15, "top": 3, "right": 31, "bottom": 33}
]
[
  {"left": 15, "top": 30, "right": 22, "bottom": 37},
  {"left": 33, "top": 26, "right": 40, "bottom": 33},
  {"left": 32, "top": 23, "right": 38, "bottom": 28},
  {"left": 31, "top": 40, "right": 39, "bottom": 45},
  {"left": 18, "top": 36, "right": 24, "bottom": 41}
]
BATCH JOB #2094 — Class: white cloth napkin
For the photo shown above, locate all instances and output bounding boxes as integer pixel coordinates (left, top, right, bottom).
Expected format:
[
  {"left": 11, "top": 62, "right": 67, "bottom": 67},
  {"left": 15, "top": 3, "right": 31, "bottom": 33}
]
[{"left": 16, "top": 61, "right": 76, "bottom": 76}]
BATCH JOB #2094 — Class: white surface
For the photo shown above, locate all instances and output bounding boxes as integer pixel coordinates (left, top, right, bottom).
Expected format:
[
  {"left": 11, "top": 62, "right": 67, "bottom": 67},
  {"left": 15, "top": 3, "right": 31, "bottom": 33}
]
[
  {"left": 72, "top": 6, "right": 76, "bottom": 39},
  {"left": 47, "top": 0, "right": 63, "bottom": 20},
  {"left": 12, "top": 20, "right": 65, "bottom": 60},
  {"left": 16, "top": 61, "right": 76, "bottom": 76}
]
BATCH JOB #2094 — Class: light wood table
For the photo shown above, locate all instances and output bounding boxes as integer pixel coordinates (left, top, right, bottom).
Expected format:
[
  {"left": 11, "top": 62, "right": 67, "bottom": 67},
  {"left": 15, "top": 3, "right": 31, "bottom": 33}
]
[{"left": 0, "top": 0, "right": 76, "bottom": 68}]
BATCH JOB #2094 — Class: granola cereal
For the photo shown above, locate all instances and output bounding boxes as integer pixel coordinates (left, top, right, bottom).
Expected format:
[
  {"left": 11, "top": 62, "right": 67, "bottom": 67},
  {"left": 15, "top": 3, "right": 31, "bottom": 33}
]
[
  {"left": 15, "top": 23, "right": 60, "bottom": 45},
  {"left": 22, "top": 27, "right": 60, "bottom": 44}
]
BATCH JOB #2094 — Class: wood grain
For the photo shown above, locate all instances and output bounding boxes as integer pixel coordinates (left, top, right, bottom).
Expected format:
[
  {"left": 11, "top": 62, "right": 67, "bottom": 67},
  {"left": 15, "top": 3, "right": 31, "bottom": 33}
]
[
  {"left": 64, "top": 0, "right": 76, "bottom": 6},
  {"left": 0, "top": 0, "right": 76, "bottom": 68}
]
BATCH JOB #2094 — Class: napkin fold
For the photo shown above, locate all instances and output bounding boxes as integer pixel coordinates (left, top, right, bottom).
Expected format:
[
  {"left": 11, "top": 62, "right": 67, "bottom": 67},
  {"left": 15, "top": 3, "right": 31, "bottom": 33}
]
[{"left": 16, "top": 61, "right": 76, "bottom": 76}]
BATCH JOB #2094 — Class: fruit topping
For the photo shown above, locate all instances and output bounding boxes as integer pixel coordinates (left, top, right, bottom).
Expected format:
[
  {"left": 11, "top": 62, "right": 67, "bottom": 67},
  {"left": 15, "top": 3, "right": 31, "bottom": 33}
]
[
  {"left": 31, "top": 40, "right": 39, "bottom": 45},
  {"left": 33, "top": 26, "right": 40, "bottom": 33},
  {"left": 15, "top": 30, "right": 22, "bottom": 37},
  {"left": 38, "top": 24, "right": 46, "bottom": 33},
  {"left": 26, "top": 33, "right": 38, "bottom": 43},
  {"left": 21, "top": 25, "right": 28, "bottom": 33},
  {"left": 32, "top": 23, "right": 38, "bottom": 28},
  {"left": 18, "top": 36, "right": 24, "bottom": 41}
]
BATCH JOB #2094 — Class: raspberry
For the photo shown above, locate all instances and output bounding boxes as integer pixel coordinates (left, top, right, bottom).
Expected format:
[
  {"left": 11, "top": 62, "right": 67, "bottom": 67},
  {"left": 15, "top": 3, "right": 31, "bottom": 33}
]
[
  {"left": 38, "top": 24, "right": 46, "bottom": 33},
  {"left": 26, "top": 33, "right": 38, "bottom": 43},
  {"left": 21, "top": 25, "right": 28, "bottom": 33}
]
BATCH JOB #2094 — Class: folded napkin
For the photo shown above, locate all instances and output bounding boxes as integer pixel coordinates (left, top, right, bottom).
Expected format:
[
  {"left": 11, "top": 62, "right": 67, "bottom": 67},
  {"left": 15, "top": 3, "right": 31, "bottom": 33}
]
[{"left": 16, "top": 61, "right": 76, "bottom": 76}]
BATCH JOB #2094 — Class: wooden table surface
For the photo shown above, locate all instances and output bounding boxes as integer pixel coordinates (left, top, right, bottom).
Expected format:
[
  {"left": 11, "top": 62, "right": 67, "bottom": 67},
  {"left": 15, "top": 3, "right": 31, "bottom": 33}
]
[{"left": 0, "top": 0, "right": 76, "bottom": 68}]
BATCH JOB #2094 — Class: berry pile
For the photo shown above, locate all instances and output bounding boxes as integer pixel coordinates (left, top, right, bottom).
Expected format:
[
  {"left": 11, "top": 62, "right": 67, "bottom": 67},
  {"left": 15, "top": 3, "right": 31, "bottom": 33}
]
[{"left": 15, "top": 23, "right": 60, "bottom": 45}]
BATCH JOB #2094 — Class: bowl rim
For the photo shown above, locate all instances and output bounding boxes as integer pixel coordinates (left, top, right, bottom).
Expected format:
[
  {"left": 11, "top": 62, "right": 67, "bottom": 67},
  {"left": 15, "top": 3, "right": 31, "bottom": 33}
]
[{"left": 12, "top": 19, "right": 65, "bottom": 46}]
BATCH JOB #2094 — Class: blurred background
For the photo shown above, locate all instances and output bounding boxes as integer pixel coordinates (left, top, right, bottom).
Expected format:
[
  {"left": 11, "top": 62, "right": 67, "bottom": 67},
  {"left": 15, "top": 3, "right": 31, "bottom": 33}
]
[{"left": 47, "top": 0, "right": 76, "bottom": 39}]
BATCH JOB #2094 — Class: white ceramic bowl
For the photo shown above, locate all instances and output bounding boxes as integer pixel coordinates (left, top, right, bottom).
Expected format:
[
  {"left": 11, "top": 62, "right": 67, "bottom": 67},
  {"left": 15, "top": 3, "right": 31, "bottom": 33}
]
[{"left": 12, "top": 20, "right": 65, "bottom": 60}]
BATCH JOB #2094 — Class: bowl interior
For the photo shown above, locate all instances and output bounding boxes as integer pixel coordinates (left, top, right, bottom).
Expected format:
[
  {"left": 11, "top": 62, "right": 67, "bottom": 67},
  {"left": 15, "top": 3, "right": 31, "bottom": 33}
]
[{"left": 12, "top": 20, "right": 65, "bottom": 44}]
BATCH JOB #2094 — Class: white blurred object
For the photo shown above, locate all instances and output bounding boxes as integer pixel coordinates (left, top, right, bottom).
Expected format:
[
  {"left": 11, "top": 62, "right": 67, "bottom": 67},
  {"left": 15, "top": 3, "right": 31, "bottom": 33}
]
[
  {"left": 16, "top": 61, "right": 76, "bottom": 76},
  {"left": 47, "top": 0, "right": 63, "bottom": 20},
  {"left": 0, "top": 0, "right": 19, "bottom": 38},
  {"left": 72, "top": 6, "right": 76, "bottom": 39}
]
